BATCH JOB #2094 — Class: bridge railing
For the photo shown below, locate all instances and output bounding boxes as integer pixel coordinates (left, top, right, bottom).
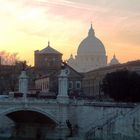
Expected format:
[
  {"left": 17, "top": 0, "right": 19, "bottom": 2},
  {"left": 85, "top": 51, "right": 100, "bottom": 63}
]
[{"left": 0, "top": 97, "right": 58, "bottom": 104}]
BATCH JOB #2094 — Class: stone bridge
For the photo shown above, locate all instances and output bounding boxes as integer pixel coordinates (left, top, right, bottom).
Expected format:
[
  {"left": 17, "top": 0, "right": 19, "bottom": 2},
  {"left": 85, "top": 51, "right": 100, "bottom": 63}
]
[{"left": 0, "top": 98, "right": 139, "bottom": 139}]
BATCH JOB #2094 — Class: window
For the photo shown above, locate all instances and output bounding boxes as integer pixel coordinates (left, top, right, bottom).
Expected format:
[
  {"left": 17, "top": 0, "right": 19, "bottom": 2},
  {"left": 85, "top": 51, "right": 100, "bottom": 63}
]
[
  {"left": 69, "top": 81, "right": 73, "bottom": 89},
  {"left": 76, "top": 81, "right": 81, "bottom": 89},
  {"left": 53, "top": 57, "right": 56, "bottom": 62}
]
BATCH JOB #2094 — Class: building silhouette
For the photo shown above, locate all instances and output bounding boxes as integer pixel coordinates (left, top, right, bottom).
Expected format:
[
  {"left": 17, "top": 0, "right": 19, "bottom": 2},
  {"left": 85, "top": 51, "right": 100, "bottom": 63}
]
[{"left": 67, "top": 24, "right": 107, "bottom": 72}]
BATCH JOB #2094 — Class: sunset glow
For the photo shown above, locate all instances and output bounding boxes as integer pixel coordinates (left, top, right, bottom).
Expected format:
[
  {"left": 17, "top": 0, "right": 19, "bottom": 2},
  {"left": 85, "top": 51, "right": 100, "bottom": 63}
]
[{"left": 0, "top": 0, "right": 140, "bottom": 65}]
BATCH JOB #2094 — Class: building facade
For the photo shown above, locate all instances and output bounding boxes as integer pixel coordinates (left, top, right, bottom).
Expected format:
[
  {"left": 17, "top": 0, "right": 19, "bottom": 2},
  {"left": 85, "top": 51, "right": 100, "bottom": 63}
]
[
  {"left": 34, "top": 42, "right": 62, "bottom": 72},
  {"left": 35, "top": 75, "right": 49, "bottom": 93},
  {"left": 82, "top": 60, "right": 140, "bottom": 98}
]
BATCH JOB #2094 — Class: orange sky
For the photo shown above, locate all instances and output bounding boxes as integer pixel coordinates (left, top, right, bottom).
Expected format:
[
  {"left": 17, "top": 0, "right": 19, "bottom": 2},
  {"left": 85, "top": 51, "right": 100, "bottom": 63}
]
[{"left": 0, "top": 0, "right": 140, "bottom": 66}]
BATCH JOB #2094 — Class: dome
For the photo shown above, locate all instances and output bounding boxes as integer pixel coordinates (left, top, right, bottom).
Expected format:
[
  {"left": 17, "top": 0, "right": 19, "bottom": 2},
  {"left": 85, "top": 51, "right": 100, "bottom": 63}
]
[
  {"left": 67, "top": 54, "right": 75, "bottom": 64},
  {"left": 68, "top": 24, "right": 107, "bottom": 72},
  {"left": 77, "top": 24, "right": 106, "bottom": 55},
  {"left": 109, "top": 54, "right": 119, "bottom": 65}
]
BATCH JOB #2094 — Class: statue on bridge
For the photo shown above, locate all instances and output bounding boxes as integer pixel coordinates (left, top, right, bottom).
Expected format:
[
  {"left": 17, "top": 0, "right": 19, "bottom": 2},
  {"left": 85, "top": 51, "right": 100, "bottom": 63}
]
[
  {"left": 21, "top": 61, "right": 27, "bottom": 71},
  {"left": 66, "top": 120, "right": 73, "bottom": 137},
  {"left": 57, "top": 63, "right": 69, "bottom": 103},
  {"left": 19, "top": 62, "right": 28, "bottom": 102}
]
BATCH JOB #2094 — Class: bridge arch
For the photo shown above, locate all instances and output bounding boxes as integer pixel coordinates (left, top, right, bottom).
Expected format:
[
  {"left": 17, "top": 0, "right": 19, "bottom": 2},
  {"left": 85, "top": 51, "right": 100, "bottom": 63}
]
[{"left": 0, "top": 106, "right": 59, "bottom": 125}]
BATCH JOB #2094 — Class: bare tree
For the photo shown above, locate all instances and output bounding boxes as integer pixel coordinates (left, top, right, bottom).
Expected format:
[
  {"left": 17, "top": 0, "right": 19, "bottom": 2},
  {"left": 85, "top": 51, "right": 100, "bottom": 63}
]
[{"left": 0, "top": 51, "right": 19, "bottom": 65}]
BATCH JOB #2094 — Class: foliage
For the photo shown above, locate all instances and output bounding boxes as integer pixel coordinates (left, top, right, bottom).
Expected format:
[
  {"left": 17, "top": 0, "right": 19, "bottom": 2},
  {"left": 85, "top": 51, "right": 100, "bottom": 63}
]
[
  {"left": 0, "top": 51, "right": 19, "bottom": 65},
  {"left": 0, "top": 61, "right": 27, "bottom": 93},
  {"left": 101, "top": 70, "right": 140, "bottom": 102}
]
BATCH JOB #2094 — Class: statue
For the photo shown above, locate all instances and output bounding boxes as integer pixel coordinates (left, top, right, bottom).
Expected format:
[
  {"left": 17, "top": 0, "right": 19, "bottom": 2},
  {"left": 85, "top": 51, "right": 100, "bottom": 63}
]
[
  {"left": 21, "top": 61, "right": 27, "bottom": 71},
  {"left": 61, "top": 62, "right": 66, "bottom": 70},
  {"left": 66, "top": 120, "right": 73, "bottom": 137}
]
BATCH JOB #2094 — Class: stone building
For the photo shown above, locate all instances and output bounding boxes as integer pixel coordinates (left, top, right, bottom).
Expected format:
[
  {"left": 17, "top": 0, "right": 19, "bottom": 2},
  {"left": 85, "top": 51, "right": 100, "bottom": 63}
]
[
  {"left": 33, "top": 40, "right": 139, "bottom": 99},
  {"left": 67, "top": 24, "right": 107, "bottom": 72},
  {"left": 35, "top": 75, "right": 50, "bottom": 93},
  {"left": 33, "top": 42, "right": 83, "bottom": 96},
  {"left": 34, "top": 63, "right": 83, "bottom": 97},
  {"left": 32, "top": 42, "right": 63, "bottom": 93},
  {"left": 34, "top": 41, "right": 62, "bottom": 73},
  {"left": 82, "top": 60, "right": 140, "bottom": 98},
  {"left": 64, "top": 63, "right": 83, "bottom": 97}
]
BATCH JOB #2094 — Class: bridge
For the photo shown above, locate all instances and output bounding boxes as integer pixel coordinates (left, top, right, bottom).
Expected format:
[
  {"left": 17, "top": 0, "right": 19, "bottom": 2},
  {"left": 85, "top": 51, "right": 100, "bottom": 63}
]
[
  {"left": 0, "top": 97, "right": 139, "bottom": 140},
  {"left": 0, "top": 97, "right": 70, "bottom": 139},
  {"left": 0, "top": 70, "right": 140, "bottom": 140}
]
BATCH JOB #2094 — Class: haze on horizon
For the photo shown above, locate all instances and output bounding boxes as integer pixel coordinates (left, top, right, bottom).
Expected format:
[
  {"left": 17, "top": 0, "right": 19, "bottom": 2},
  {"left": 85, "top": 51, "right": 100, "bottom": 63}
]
[{"left": 0, "top": 0, "right": 140, "bottom": 65}]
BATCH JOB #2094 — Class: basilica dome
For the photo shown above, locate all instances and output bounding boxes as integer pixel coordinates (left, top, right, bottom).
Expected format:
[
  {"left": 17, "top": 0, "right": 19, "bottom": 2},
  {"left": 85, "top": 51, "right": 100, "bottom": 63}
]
[
  {"left": 77, "top": 24, "right": 106, "bottom": 55},
  {"left": 67, "top": 24, "right": 107, "bottom": 72}
]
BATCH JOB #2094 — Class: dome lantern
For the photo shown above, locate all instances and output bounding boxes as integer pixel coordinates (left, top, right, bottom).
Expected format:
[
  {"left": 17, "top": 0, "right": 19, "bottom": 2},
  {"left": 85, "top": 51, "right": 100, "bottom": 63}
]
[{"left": 88, "top": 24, "right": 95, "bottom": 37}]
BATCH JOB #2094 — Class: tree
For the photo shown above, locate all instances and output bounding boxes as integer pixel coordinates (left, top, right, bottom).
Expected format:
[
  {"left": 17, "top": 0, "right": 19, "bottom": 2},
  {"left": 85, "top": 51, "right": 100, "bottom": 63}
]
[
  {"left": 101, "top": 70, "right": 140, "bottom": 102},
  {"left": 0, "top": 51, "right": 19, "bottom": 65},
  {"left": 0, "top": 61, "right": 28, "bottom": 93}
]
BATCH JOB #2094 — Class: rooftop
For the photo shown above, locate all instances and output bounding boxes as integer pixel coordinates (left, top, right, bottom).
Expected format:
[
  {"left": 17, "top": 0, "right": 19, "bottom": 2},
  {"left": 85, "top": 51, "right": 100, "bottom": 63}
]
[{"left": 36, "top": 42, "right": 62, "bottom": 55}]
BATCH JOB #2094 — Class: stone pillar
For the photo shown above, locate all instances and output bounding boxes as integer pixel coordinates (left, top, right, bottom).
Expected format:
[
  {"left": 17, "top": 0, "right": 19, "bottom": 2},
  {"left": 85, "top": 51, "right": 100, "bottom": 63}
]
[
  {"left": 57, "top": 69, "right": 69, "bottom": 103},
  {"left": 19, "top": 71, "right": 28, "bottom": 102}
]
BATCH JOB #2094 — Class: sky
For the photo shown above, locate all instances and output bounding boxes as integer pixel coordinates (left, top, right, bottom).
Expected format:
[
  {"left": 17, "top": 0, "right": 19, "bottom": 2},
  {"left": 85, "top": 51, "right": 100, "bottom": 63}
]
[{"left": 0, "top": 0, "right": 140, "bottom": 65}]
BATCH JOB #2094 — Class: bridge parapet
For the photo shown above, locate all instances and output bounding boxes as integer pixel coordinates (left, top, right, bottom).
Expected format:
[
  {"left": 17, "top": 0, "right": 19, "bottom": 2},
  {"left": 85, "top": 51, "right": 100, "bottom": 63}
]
[
  {"left": 0, "top": 98, "right": 138, "bottom": 108},
  {"left": 0, "top": 98, "right": 73, "bottom": 128},
  {"left": 0, "top": 97, "right": 139, "bottom": 139}
]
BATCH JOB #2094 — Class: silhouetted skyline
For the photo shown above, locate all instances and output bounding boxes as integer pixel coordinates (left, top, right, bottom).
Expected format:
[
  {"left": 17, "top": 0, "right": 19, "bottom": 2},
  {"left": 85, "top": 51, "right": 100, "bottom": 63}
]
[{"left": 0, "top": 0, "right": 139, "bottom": 65}]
